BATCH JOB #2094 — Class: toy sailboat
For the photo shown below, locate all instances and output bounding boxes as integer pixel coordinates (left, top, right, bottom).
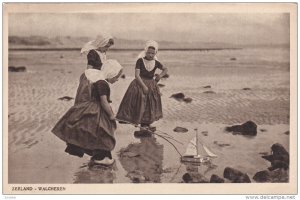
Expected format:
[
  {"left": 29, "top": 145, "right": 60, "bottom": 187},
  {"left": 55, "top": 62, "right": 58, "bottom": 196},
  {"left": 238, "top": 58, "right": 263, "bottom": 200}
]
[{"left": 181, "top": 128, "right": 217, "bottom": 163}]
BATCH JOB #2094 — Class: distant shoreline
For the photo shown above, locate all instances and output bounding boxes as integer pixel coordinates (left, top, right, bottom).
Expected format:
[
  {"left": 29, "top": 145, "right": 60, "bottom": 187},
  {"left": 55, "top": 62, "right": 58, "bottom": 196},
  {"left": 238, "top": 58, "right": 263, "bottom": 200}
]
[{"left": 9, "top": 47, "right": 242, "bottom": 51}]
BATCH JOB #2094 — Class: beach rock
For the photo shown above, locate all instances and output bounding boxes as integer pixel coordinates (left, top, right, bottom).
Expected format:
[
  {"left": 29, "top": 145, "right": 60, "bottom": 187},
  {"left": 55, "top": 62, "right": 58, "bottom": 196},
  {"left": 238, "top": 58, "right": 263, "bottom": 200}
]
[
  {"left": 283, "top": 131, "right": 289, "bottom": 135},
  {"left": 201, "top": 131, "right": 208, "bottom": 136},
  {"left": 203, "top": 91, "right": 216, "bottom": 94},
  {"left": 253, "top": 169, "right": 289, "bottom": 183},
  {"left": 158, "top": 83, "right": 165, "bottom": 87},
  {"left": 170, "top": 92, "right": 185, "bottom": 100},
  {"left": 60, "top": 55, "right": 64, "bottom": 59},
  {"left": 183, "top": 97, "right": 193, "bottom": 103},
  {"left": 242, "top": 88, "right": 251, "bottom": 90},
  {"left": 214, "top": 141, "right": 231, "bottom": 148},
  {"left": 223, "top": 167, "right": 251, "bottom": 183},
  {"left": 253, "top": 170, "right": 271, "bottom": 182},
  {"left": 230, "top": 57, "right": 237, "bottom": 61},
  {"left": 260, "top": 129, "right": 267, "bottom": 132},
  {"left": 262, "top": 143, "right": 289, "bottom": 171},
  {"left": 210, "top": 174, "right": 225, "bottom": 183},
  {"left": 203, "top": 85, "right": 211, "bottom": 88},
  {"left": 225, "top": 121, "right": 257, "bottom": 136},
  {"left": 58, "top": 96, "right": 74, "bottom": 101},
  {"left": 9, "top": 66, "right": 27, "bottom": 72},
  {"left": 121, "top": 74, "right": 126, "bottom": 79},
  {"left": 173, "top": 127, "right": 188, "bottom": 133},
  {"left": 182, "top": 173, "right": 209, "bottom": 183},
  {"left": 232, "top": 174, "right": 251, "bottom": 183}
]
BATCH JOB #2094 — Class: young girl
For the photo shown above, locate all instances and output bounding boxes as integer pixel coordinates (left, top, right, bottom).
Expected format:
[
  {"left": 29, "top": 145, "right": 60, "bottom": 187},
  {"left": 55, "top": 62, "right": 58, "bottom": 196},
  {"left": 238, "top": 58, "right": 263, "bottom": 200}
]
[
  {"left": 116, "top": 40, "right": 168, "bottom": 131},
  {"left": 75, "top": 33, "right": 114, "bottom": 104},
  {"left": 52, "top": 59, "right": 123, "bottom": 166}
]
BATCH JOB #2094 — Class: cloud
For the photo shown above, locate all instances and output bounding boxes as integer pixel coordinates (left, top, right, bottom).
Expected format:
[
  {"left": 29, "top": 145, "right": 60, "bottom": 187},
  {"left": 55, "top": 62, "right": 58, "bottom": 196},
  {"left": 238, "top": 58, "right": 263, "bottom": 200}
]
[{"left": 9, "top": 13, "right": 289, "bottom": 45}]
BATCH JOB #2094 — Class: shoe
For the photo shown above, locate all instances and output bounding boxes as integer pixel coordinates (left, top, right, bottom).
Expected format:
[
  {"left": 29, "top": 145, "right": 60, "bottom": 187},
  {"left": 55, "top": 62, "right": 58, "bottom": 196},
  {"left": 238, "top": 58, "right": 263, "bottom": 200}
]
[
  {"left": 140, "top": 124, "right": 156, "bottom": 132},
  {"left": 148, "top": 125, "right": 156, "bottom": 132},
  {"left": 118, "top": 120, "right": 129, "bottom": 124},
  {"left": 93, "top": 157, "right": 115, "bottom": 166}
]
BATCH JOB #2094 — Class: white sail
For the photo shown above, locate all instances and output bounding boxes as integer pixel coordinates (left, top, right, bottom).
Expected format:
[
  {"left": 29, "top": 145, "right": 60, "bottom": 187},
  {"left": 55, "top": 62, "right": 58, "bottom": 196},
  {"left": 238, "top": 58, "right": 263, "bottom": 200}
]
[{"left": 183, "top": 137, "right": 217, "bottom": 158}]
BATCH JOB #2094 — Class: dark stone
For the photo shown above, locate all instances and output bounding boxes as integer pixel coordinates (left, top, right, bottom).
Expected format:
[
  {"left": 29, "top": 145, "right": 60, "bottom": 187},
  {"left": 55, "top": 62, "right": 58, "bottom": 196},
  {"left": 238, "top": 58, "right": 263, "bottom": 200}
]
[
  {"left": 170, "top": 93, "right": 185, "bottom": 100},
  {"left": 201, "top": 131, "right": 208, "bottom": 136},
  {"left": 230, "top": 57, "right": 237, "bottom": 61},
  {"left": 158, "top": 83, "right": 165, "bottom": 87},
  {"left": 60, "top": 55, "right": 64, "bottom": 58},
  {"left": 260, "top": 129, "right": 267, "bottom": 132},
  {"left": 232, "top": 174, "right": 251, "bottom": 183},
  {"left": 9, "top": 66, "right": 26, "bottom": 72},
  {"left": 173, "top": 127, "right": 188, "bottom": 133},
  {"left": 8, "top": 66, "right": 15, "bottom": 71},
  {"left": 242, "top": 88, "right": 251, "bottom": 90},
  {"left": 223, "top": 167, "right": 251, "bottom": 183},
  {"left": 183, "top": 97, "right": 193, "bottom": 103},
  {"left": 268, "top": 160, "right": 289, "bottom": 171},
  {"left": 203, "top": 85, "right": 211, "bottom": 88},
  {"left": 182, "top": 173, "right": 209, "bottom": 183},
  {"left": 262, "top": 143, "right": 289, "bottom": 171},
  {"left": 210, "top": 174, "right": 225, "bottom": 183},
  {"left": 58, "top": 96, "right": 74, "bottom": 101},
  {"left": 121, "top": 74, "right": 126, "bottom": 79},
  {"left": 253, "top": 170, "right": 271, "bottom": 182},
  {"left": 182, "top": 173, "right": 193, "bottom": 183},
  {"left": 225, "top": 121, "right": 257, "bottom": 136},
  {"left": 203, "top": 91, "right": 216, "bottom": 94},
  {"left": 254, "top": 169, "right": 289, "bottom": 183},
  {"left": 132, "top": 177, "right": 140, "bottom": 183},
  {"left": 283, "top": 131, "right": 289, "bottom": 135}
]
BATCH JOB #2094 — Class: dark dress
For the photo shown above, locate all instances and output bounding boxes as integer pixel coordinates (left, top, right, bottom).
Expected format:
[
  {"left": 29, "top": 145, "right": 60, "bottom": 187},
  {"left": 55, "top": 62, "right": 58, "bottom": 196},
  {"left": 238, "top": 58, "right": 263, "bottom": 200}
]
[
  {"left": 75, "top": 50, "right": 103, "bottom": 105},
  {"left": 52, "top": 50, "right": 116, "bottom": 159},
  {"left": 116, "top": 58, "right": 163, "bottom": 125}
]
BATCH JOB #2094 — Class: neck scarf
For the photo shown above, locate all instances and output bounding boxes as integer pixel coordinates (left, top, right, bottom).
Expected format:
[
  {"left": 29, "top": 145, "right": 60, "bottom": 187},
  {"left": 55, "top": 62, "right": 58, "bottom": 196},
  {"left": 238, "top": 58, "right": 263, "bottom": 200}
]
[{"left": 85, "top": 59, "right": 123, "bottom": 83}]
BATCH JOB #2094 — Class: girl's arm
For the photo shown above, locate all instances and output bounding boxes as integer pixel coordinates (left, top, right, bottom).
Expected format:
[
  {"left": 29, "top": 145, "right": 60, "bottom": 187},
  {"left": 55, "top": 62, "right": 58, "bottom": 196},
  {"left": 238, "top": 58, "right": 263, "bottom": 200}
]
[
  {"left": 135, "top": 69, "right": 149, "bottom": 94},
  {"left": 155, "top": 66, "right": 168, "bottom": 82},
  {"left": 100, "top": 95, "right": 115, "bottom": 120}
]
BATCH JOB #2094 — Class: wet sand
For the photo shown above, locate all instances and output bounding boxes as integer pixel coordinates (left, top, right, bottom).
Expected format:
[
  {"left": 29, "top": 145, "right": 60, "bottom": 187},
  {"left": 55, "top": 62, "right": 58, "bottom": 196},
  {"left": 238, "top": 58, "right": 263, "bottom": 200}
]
[{"left": 8, "top": 49, "right": 290, "bottom": 184}]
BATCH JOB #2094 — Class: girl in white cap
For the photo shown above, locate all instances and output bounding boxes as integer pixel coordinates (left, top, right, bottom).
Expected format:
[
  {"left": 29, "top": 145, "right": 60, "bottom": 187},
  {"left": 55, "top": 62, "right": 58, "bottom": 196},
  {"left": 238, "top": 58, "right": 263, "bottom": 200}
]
[
  {"left": 52, "top": 59, "right": 123, "bottom": 166},
  {"left": 74, "top": 33, "right": 114, "bottom": 104},
  {"left": 117, "top": 40, "right": 168, "bottom": 131}
]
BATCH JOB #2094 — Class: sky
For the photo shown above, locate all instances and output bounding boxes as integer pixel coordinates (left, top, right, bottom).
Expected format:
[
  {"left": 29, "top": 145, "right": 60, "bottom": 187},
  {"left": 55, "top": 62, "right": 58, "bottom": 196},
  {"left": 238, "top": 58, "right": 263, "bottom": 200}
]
[{"left": 8, "top": 13, "right": 289, "bottom": 45}]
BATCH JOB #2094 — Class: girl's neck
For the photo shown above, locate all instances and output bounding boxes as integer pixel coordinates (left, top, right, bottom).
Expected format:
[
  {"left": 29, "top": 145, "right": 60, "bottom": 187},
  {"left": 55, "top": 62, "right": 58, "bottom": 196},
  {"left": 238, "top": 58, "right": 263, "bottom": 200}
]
[{"left": 144, "top": 57, "right": 154, "bottom": 61}]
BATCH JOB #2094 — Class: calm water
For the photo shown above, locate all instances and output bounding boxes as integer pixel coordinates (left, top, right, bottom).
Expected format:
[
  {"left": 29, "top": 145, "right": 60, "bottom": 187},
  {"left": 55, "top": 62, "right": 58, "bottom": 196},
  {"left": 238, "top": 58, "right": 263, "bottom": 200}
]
[{"left": 9, "top": 47, "right": 290, "bottom": 77}]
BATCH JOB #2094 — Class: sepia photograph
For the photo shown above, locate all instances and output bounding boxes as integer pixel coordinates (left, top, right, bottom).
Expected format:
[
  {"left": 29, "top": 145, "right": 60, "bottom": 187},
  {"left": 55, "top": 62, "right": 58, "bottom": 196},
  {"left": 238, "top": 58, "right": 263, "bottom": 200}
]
[{"left": 3, "top": 3, "right": 297, "bottom": 195}]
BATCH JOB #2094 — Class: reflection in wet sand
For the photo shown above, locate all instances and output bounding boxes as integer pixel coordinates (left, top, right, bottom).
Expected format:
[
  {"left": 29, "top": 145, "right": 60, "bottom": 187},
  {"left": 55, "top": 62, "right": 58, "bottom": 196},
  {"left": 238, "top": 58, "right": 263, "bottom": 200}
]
[
  {"left": 73, "top": 162, "right": 117, "bottom": 183},
  {"left": 181, "top": 161, "right": 218, "bottom": 183},
  {"left": 118, "top": 132, "right": 164, "bottom": 183}
]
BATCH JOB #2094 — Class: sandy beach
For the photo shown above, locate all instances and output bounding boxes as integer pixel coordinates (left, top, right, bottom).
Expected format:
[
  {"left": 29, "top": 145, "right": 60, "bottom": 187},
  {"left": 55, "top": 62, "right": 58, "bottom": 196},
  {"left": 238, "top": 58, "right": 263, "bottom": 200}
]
[{"left": 8, "top": 47, "right": 290, "bottom": 184}]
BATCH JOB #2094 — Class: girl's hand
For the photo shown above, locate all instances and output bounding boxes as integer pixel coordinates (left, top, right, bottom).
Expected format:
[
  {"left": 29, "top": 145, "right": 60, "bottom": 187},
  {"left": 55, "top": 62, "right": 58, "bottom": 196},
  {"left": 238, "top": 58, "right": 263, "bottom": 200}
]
[
  {"left": 155, "top": 74, "right": 161, "bottom": 82},
  {"left": 143, "top": 86, "right": 149, "bottom": 94},
  {"left": 109, "top": 115, "right": 116, "bottom": 121}
]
